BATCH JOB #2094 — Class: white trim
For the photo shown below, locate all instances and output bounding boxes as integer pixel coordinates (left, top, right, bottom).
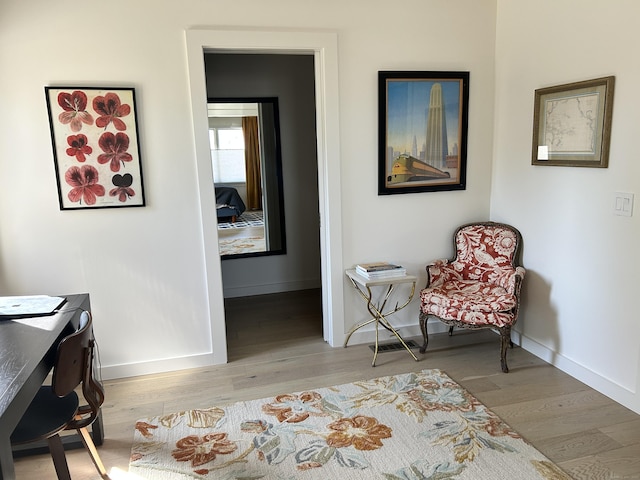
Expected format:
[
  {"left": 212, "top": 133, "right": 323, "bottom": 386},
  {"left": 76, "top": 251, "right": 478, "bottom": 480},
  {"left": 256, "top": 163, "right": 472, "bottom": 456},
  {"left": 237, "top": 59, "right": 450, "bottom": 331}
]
[
  {"left": 517, "top": 332, "right": 639, "bottom": 414},
  {"left": 185, "top": 28, "right": 345, "bottom": 364},
  {"left": 344, "top": 320, "right": 450, "bottom": 346},
  {"left": 223, "top": 279, "right": 321, "bottom": 299},
  {"left": 101, "top": 353, "right": 215, "bottom": 380},
  {"left": 185, "top": 30, "right": 227, "bottom": 364}
]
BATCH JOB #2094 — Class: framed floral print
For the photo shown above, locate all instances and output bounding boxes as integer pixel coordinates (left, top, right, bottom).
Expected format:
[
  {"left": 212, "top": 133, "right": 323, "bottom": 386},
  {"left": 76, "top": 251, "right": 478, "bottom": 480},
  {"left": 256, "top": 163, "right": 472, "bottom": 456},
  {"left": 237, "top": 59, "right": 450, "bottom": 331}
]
[{"left": 45, "top": 86, "right": 146, "bottom": 209}]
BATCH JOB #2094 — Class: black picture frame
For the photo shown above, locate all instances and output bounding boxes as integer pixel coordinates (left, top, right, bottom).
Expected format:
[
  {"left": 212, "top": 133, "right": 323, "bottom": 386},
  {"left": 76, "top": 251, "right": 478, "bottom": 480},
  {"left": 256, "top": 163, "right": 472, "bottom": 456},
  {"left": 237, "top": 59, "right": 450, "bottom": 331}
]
[
  {"left": 378, "top": 71, "right": 469, "bottom": 195},
  {"left": 45, "top": 86, "right": 146, "bottom": 210},
  {"left": 207, "top": 97, "right": 287, "bottom": 260}
]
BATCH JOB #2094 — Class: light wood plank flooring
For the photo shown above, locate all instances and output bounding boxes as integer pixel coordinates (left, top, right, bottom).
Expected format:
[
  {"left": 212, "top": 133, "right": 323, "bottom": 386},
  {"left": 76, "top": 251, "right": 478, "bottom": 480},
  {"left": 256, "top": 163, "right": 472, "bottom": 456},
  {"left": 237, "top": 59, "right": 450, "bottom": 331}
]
[{"left": 14, "top": 289, "right": 640, "bottom": 479}]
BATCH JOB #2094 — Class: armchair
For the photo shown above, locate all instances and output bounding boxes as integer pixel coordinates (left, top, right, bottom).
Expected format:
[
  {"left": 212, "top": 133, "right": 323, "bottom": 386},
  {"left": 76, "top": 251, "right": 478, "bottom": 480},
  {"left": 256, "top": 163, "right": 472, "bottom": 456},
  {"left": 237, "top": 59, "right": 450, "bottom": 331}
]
[{"left": 418, "top": 222, "right": 525, "bottom": 372}]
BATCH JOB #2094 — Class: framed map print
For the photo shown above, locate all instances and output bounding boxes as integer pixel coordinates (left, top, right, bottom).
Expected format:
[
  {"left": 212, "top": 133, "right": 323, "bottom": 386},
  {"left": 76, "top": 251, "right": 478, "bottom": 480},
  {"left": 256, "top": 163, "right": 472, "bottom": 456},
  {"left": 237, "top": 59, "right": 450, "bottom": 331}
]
[
  {"left": 532, "top": 76, "right": 615, "bottom": 168},
  {"left": 45, "top": 86, "right": 146, "bottom": 209}
]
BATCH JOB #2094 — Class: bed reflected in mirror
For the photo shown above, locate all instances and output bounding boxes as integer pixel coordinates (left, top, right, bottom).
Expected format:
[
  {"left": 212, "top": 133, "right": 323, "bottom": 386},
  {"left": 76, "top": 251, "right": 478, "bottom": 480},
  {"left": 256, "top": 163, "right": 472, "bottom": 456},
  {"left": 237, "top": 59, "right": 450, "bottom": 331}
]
[{"left": 208, "top": 97, "right": 286, "bottom": 259}]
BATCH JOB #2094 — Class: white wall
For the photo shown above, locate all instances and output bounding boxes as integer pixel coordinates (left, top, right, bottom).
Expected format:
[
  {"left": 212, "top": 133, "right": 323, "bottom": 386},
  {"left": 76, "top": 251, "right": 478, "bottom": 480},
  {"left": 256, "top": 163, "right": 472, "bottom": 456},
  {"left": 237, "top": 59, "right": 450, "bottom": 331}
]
[
  {"left": 0, "top": 0, "right": 498, "bottom": 380},
  {"left": 492, "top": 0, "right": 640, "bottom": 413}
]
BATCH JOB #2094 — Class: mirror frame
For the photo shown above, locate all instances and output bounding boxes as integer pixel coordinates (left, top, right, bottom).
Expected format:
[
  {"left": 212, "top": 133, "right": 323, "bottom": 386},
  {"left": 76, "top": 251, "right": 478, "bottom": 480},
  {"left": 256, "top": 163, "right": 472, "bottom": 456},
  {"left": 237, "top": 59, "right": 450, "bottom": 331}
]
[{"left": 208, "top": 96, "right": 287, "bottom": 260}]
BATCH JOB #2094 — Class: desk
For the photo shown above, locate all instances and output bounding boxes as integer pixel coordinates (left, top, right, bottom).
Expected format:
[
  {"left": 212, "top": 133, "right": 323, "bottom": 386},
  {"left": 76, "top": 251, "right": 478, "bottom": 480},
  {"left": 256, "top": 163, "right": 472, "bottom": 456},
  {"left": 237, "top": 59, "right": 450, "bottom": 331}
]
[
  {"left": 344, "top": 269, "right": 419, "bottom": 366},
  {"left": 0, "top": 293, "right": 98, "bottom": 480}
]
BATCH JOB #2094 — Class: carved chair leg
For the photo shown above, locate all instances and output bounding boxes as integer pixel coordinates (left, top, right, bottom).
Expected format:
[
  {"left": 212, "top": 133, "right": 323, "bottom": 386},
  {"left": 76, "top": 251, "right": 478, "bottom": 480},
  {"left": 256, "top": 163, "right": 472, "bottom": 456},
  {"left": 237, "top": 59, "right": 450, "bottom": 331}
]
[
  {"left": 500, "top": 327, "right": 511, "bottom": 373},
  {"left": 448, "top": 326, "right": 454, "bottom": 336},
  {"left": 419, "top": 312, "right": 429, "bottom": 354}
]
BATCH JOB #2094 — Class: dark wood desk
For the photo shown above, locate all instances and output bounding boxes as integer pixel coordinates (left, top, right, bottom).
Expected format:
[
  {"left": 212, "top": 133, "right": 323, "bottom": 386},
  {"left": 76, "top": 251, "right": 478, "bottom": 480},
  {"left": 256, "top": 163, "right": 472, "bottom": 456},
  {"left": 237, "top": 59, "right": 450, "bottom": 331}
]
[{"left": 0, "top": 294, "right": 94, "bottom": 480}]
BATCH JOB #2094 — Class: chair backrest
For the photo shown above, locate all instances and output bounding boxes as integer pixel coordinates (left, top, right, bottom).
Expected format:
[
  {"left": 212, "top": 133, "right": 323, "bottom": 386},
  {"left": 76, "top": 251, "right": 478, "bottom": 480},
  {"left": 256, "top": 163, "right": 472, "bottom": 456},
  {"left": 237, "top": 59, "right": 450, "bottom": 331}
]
[
  {"left": 452, "top": 222, "right": 522, "bottom": 283},
  {"left": 51, "top": 310, "right": 105, "bottom": 429}
]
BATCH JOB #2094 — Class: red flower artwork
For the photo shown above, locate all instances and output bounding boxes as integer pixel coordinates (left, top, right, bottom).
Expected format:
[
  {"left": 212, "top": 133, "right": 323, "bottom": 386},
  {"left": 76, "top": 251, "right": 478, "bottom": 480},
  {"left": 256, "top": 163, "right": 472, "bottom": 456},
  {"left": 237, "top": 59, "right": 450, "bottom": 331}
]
[
  {"left": 93, "top": 92, "right": 131, "bottom": 131},
  {"left": 97, "top": 132, "right": 133, "bottom": 172},
  {"left": 65, "top": 134, "right": 92, "bottom": 162},
  {"left": 110, "top": 173, "right": 136, "bottom": 202},
  {"left": 65, "top": 165, "right": 105, "bottom": 205},
  {"left": 57, "top": 91, "right": 94, "bottom": 132}
]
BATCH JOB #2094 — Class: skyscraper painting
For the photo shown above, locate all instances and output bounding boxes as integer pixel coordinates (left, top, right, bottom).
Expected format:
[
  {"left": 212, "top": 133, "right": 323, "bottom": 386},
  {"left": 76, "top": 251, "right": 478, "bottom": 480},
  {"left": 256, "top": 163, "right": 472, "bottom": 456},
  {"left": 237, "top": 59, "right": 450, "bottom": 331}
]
[{"left": 378, "top": 71, "right": 469, "bottom": 195}]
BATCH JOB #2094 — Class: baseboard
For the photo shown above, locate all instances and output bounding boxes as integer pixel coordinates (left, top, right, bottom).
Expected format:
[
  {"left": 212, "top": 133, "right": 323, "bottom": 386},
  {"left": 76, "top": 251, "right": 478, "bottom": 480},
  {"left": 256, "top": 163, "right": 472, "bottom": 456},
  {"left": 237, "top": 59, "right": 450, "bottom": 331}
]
[
  {"left": 223, "top": 279, "right": 321, "bottom": 298},
  {"left": 99, "top": 320, "right": 439, "bottom": 380},
  {"left": 515, "top": 331, "right": 639, "bottom": 415},
  {"left": 344, "top": 319, "right": 450, "bottom": 346},
  {"left": 100, "top": 352, "right": 215, "bottom": 380}
]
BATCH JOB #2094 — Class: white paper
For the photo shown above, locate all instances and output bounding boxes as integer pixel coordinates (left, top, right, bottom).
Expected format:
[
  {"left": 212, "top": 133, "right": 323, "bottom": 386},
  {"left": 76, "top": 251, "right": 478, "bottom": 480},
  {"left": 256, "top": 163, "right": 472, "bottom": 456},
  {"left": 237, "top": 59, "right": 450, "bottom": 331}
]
[
  {"left": 537, "top": 145, "right": 549, "bottom": 160},
  {"left": 0, "top": 295, "right": 66, "bottom": 316}
]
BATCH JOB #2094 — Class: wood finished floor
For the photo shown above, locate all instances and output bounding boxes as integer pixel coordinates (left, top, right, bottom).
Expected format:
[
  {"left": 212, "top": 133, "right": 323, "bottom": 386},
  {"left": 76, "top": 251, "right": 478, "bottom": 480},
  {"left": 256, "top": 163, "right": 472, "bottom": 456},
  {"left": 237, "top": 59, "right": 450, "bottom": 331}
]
[{"left": 13, "top": 289, "right": 640, "bottom": 479}]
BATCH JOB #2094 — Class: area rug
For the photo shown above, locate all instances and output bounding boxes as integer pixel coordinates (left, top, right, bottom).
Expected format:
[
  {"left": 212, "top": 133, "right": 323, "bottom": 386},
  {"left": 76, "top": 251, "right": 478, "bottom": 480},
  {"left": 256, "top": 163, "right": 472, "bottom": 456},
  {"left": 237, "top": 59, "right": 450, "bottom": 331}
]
[
  {"left": 218, "top": 211, "right": 265, "bottom": 229},
  {"left": 129, "top": 369, "right": 571, "bottom": 479},
  {"left": 218, "top": 236, "right": 266, "bottom": 256}
]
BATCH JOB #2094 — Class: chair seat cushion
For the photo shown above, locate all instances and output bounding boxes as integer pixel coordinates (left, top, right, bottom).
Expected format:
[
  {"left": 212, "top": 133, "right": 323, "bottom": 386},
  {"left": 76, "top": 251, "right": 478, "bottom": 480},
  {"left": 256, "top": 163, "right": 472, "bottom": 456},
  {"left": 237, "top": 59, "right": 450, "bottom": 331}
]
[
  {"left": 420, "top": 280, "right": 518, "bottom": 328},
  {"left": 10, "top": 386, "right": 79, "bottom": 444}
]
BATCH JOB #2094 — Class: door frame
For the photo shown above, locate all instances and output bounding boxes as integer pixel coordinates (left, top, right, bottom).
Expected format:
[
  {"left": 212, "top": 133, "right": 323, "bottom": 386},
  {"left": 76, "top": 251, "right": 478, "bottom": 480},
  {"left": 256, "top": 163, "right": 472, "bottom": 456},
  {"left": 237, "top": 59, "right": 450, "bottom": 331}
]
[{"left": 185, "top": 28, "right": 344, "bottom": 363}]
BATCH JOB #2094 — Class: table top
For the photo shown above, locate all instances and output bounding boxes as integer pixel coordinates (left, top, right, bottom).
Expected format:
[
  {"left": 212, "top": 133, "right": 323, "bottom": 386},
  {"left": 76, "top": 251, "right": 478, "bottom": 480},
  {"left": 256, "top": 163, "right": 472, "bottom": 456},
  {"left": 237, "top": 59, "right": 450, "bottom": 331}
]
[
  {"left": 0, "top": 294, "right": 88, "bottom": 430},
  {"left": 346, "top": 268, "right": 417, "bottom": 287}
]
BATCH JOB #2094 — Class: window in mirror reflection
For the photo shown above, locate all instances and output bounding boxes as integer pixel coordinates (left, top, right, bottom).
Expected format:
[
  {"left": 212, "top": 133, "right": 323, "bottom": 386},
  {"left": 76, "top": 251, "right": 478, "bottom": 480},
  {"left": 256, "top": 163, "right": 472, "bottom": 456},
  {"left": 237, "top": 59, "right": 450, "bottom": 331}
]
[
  {"left": 208, "top": 99, "right": 286, "bottom": 260},
  {"left": 209, "top": 127, "right": 246, "bottom": 183}
]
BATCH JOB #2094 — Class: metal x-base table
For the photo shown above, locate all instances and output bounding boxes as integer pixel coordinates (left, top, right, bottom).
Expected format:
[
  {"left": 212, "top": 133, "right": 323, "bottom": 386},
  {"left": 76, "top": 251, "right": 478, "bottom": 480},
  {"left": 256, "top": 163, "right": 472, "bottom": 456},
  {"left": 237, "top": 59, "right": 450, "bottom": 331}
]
[{"left": 344, "top": 269, "right": 419, "bottom": 366}]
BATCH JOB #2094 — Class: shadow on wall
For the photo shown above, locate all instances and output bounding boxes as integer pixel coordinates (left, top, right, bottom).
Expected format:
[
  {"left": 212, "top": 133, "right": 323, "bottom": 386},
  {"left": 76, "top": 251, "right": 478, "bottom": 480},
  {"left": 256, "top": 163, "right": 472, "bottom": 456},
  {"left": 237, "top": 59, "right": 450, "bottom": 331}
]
[
  {"left": 516, "top": 269, "right": 561, "bottom": 364},
  {"left": 0, "top": 256, "right": 8, "bottom": 293}
]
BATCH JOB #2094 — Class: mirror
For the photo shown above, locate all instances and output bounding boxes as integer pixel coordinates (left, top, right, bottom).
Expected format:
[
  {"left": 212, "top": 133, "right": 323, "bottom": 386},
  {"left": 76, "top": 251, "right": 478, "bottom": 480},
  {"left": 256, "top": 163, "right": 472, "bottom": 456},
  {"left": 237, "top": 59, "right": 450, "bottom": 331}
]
[{"left": 208, "top": 97, "right": 286, "bottom": 259}]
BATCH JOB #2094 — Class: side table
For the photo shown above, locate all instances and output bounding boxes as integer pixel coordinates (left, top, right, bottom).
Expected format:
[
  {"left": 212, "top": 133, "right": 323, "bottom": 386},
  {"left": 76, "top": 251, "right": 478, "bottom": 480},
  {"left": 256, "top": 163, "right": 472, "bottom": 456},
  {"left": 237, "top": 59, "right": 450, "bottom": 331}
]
[{"left": 344, "top": 269, "right": 419, "bottom": 366}]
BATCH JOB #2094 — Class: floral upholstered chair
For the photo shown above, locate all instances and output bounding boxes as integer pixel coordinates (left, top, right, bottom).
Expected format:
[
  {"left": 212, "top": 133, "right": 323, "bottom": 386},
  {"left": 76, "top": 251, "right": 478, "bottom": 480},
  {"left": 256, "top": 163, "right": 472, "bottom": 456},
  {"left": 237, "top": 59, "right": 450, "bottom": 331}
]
[{"left": 418, "top": 222, "right": 525, "bottom": 373}]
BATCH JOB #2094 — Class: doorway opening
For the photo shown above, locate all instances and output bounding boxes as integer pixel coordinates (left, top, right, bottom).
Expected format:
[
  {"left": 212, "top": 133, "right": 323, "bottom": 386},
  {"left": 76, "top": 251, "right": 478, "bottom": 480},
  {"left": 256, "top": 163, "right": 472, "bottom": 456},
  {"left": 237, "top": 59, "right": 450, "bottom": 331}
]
[
  {"left": 205, "top": 52, "right": 321, "bottom": 359},
  {"left": 185, "top": 28, "right": 344, "bottom": 364}
]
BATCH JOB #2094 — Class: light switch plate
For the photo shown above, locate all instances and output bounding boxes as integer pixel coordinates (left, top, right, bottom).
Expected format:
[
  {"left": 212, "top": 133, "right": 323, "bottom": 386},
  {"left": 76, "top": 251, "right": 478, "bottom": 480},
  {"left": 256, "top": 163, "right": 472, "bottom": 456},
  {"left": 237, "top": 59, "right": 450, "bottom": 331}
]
[{"left": 614, "top": 192, "right": 634, "bottom": 217}]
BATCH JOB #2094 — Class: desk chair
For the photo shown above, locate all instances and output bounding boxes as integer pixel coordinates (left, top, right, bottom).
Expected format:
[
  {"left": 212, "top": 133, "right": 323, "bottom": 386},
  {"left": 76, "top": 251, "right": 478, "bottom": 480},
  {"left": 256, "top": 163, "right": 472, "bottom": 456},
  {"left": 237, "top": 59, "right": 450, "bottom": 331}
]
[{"left": 11, "top": 311, "right": 108, "bottom": 479}]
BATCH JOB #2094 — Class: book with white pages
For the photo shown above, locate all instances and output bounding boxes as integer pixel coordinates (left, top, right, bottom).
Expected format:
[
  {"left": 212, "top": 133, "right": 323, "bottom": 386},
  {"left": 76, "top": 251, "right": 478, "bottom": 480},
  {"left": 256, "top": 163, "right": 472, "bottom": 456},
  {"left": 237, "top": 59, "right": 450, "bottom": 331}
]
[
  {"left": 356, "top": 268, "right": 407, "bottom": 279},
  {"left": 356, "top": 262, "right": 404, "bottom": 273}
]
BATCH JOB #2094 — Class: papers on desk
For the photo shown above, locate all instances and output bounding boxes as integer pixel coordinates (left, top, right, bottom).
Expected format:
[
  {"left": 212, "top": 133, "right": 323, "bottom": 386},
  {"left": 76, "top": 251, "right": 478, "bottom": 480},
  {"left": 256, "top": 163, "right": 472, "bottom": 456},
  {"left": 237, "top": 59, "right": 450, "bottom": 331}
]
[{"left": 0, "top": 295, "right": 66, "bottom": 318}]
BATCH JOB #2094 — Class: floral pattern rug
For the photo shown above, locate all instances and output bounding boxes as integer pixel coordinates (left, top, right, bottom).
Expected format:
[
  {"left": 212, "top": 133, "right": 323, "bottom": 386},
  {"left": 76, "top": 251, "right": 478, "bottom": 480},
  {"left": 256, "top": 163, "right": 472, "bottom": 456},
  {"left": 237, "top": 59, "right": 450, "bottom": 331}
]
[
  {"left": 218, "top": 236, "right": 266, "bottom": 256},
  {"left": 129, "top": 369, "right": 571, "bottom": 479}
]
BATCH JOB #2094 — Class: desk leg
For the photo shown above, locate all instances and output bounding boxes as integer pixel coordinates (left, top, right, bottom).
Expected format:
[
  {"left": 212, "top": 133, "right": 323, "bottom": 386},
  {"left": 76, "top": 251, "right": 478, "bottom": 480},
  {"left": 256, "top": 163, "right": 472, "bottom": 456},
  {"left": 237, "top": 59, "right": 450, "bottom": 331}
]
[
  {"left": 0, "top": 436, "right": 16, "bottom": 480},
  {"left": 91, "top": 410, "right": 105, "bottom": 446}
]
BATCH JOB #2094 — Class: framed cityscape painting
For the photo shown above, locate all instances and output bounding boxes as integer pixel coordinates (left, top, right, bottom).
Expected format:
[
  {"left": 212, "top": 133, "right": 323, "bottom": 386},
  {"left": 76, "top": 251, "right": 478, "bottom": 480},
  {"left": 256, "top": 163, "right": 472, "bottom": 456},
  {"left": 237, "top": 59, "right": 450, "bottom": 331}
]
[
  {"left": 45, "top": 86, "right": 146, "bottom": 209},
  {"left": 378, "top": 71, "right": 469, "bottom": 195}
]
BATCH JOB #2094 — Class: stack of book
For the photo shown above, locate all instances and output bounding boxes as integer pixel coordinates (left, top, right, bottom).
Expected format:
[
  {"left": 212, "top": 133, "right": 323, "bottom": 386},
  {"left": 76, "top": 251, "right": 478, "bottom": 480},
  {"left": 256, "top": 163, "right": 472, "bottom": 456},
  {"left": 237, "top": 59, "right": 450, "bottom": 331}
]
[{"left": 355, "top": 262, "right": 406, "bottom": 279}]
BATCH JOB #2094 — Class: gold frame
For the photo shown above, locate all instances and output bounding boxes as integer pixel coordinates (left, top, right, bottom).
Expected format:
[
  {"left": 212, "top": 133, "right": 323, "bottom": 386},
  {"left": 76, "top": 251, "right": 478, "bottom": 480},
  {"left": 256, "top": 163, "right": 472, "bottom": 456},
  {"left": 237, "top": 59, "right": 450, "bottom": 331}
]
[{"left": 532, "top": 76, "right": 615, "bottom": 167}]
